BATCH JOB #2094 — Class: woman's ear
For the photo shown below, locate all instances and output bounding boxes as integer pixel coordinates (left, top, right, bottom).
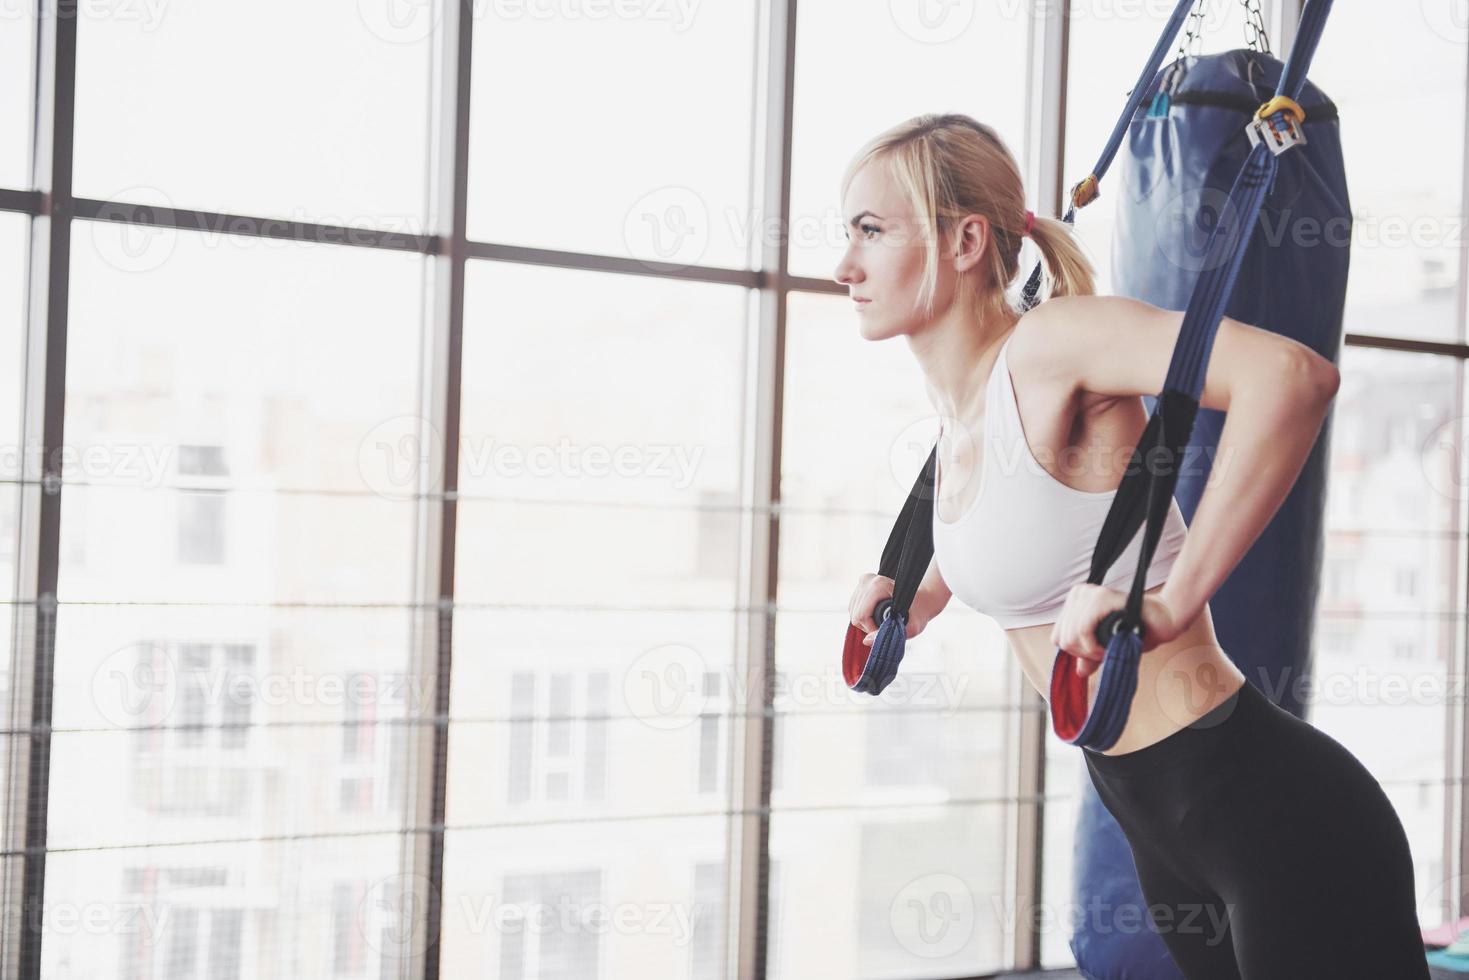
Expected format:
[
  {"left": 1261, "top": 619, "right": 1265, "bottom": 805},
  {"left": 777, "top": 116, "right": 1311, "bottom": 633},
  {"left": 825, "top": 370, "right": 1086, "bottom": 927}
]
[{"left": 953, "top": 214, "right": 988, "bottom": 270}]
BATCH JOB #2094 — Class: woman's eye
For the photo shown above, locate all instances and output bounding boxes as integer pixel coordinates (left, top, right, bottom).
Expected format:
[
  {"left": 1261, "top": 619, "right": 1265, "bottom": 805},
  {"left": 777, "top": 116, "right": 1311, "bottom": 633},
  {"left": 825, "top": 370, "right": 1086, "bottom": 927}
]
[{"left": 861, "top": 223, "right": 880, "bottom": 238}]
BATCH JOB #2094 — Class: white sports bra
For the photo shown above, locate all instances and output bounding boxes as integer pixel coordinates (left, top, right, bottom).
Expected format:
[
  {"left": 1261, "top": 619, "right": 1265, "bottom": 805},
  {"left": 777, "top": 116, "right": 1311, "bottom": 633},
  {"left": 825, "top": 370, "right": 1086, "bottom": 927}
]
[{"left": 931, "top": 333, "right": 1189, "bottom": 629}]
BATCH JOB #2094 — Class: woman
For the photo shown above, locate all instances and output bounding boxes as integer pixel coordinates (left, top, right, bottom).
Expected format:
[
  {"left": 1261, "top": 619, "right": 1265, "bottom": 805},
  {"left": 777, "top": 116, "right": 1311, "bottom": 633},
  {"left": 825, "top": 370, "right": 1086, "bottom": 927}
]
[{"left": 842, "top": 114, "right": 1428, "bottom": 978}]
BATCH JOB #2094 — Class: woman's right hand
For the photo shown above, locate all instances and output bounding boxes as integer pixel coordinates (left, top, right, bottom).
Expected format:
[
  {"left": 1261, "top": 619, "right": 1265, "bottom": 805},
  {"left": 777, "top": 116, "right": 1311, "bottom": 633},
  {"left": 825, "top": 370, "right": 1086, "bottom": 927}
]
[{"left": 849, "top": 573, "right": 936, "bottom": 647}]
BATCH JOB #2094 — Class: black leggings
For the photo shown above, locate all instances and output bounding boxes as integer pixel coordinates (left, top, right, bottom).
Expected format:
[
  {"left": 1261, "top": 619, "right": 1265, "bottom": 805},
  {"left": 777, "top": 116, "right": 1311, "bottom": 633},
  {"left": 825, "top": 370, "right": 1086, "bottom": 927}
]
[{"left": 1082, "top": 678, "right": 1428, "bottom": 979}]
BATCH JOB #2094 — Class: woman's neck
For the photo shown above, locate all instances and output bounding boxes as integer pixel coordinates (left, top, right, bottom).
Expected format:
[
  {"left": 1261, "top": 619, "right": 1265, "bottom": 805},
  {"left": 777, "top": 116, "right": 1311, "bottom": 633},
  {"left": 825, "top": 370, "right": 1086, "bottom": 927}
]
[{"left": 914, "top": 305, "right": 1019, "bottom": 424}]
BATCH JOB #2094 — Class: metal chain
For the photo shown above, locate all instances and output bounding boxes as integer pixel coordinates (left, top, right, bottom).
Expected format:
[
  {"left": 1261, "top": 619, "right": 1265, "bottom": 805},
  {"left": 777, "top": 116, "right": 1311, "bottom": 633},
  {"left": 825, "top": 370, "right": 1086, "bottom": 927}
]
[
  {"left": 1242, "top": 0, "right": 1272, "bottom": 54},
  {"left": 1174, "top": 0, "right": 1208, "bottom": 62}
]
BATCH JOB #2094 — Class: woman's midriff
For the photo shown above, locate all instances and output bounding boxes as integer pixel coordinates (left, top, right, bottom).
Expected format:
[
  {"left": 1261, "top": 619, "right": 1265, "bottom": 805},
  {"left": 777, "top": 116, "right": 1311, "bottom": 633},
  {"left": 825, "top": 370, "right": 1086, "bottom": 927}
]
[{"left": 1003, "top": 582, "right": 1248, "bottom": 756}]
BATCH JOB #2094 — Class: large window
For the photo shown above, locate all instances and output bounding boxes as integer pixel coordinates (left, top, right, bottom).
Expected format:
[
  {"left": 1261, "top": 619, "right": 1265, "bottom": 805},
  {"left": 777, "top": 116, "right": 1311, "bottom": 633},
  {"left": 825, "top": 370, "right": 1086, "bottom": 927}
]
[
  {"left": 1313, "top": 345, "right": 1462, "bottom": 927},
  {"left": 466, "top": 6, "right": 759, "bottom": 268},
  {"left": 44, "top": 227, "right": 427, "bottom": 976},
  {"left": 772, "top": 291, "right": 1025, "bottom": 976},
  {"left": 1308, "top": 4, "right": 1467, "bottom": 342},
  {"left": 72, "top": 2, "right": 433, "bottom": 229},
  {"left": 4, "top": 1, "right": 1468, "bottom": 977},
  {"left": 440, "top": 264, "right": 749, "bottom": 976}
]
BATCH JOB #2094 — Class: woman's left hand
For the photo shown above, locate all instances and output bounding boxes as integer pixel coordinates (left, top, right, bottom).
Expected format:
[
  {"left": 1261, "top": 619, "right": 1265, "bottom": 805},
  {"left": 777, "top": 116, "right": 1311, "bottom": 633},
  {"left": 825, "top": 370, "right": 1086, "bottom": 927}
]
[{"left": 1048, "top": 585, "right": 1184, "bottom": 680}]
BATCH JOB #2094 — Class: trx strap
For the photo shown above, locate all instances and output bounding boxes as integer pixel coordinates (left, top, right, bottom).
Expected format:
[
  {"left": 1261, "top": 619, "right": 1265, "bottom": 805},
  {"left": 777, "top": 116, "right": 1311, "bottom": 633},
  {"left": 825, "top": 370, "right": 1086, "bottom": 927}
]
[{"left": 843, "top": 0, "right": 1335, "bottom": 752}]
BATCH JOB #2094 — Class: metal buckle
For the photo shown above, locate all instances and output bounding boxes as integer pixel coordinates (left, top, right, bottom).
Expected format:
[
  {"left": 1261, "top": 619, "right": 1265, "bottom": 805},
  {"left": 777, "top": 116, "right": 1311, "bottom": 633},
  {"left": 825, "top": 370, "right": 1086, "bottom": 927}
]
[{"left": 1246, "top": 109, "right": 1307, "bottom": 156}]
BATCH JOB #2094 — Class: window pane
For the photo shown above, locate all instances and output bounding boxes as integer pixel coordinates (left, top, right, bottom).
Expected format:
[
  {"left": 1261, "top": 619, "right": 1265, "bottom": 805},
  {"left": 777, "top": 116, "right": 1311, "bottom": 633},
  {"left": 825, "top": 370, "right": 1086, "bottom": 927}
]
[
  {"left": 1309, "top": 6, "right": 1466, "bottom": 342},
  {"left": 768, "top": 807, "right": 1009, "bottom": 977},
  {"left": 448, "top": 607, "right": 735, "bottom": 818},
  {"left": 42, "top": 837, "right": 412, "bottom": 978},
  {"left": 1064, "top": 1, "right": 1255, "bottom": 296},
  {"left": 0, "top": 3, "right": 33, "bottom": 188},
  {"left": 467, "top": 7, "right": 757, "bottom": 267},
  {"left": 788, "top": 3, "right": 1029, "bottom": 280},
  {"left": 1315, "top": 345, "right": 1459, "bottom": 928},
  {"left": 441, "top": 819, "right": 726, "bottom": 979},
  {"left": 47, "top": 224, "right": 429, "bottom": 969},
  {"left": 774, "top": 291, "right": 1021, "bottom": 973},
  {"left": 447, "top": 265, "right": 747, "bottom": 974},
  {"left": 453, "top": 263, "right": 747, "bottom": 608},
  {"left": 50, "top": 603, "right": 418, "bottom": 848},
  {"left": 73, "top": 1, "right": 432, "bottom": 228},
  {"left": 60, "top": 223, "right": 426, "bottom": 604}
]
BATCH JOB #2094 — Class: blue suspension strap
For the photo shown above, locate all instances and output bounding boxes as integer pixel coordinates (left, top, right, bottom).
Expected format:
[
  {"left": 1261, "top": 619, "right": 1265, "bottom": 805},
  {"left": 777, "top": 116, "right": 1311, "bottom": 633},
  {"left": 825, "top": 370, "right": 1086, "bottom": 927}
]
[
  {"left": 843, "top": 0, "right": 1199, "bottom": 698},
  {"left": 1050, "top": 0, "right": 1334, "bottom": 749},
  {"left": 840, "top": 451, "right": 936, "bottom": 694},
  {"left": 1020, "top": 0, "right": 1200, "bottom": 309}
]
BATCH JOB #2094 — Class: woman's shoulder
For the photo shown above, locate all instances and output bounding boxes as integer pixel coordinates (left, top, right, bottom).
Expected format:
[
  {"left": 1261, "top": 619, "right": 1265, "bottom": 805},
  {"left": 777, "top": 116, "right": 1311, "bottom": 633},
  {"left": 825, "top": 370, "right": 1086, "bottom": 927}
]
[{"left": 1010, "top": 297, "right": 1120, "bottom": 412}]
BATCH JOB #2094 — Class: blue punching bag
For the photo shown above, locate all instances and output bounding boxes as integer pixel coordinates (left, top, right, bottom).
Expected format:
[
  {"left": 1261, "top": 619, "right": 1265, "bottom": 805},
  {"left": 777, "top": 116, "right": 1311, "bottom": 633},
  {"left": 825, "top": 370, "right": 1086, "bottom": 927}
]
[{"left": 1070, "top": 49, "right": 1350, "bottom": 978}]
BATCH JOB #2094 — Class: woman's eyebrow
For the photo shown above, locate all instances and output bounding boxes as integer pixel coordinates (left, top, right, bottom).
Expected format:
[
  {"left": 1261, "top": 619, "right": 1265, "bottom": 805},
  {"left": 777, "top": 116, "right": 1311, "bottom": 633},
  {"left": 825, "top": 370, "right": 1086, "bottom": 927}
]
[{"left": 848, "top": 210, "right": 884, "bottom": 228}]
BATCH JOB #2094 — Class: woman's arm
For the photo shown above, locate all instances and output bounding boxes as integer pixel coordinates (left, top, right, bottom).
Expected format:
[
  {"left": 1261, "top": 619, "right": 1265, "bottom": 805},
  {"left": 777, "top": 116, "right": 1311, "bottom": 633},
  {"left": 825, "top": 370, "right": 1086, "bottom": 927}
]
[
  {"left": 1016, "top": 294, "right": 1342, "bottom": 631},
  {"left": 1158, "top": 356, "right": 1338, "bottom": 628}
]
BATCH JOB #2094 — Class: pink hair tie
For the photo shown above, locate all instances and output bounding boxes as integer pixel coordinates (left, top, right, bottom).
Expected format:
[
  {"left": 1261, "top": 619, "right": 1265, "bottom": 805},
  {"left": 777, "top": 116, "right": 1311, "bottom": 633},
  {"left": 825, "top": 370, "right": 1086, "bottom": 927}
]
[{"left": 1023, "top": 209, "right": 1036, "bottom": 235}]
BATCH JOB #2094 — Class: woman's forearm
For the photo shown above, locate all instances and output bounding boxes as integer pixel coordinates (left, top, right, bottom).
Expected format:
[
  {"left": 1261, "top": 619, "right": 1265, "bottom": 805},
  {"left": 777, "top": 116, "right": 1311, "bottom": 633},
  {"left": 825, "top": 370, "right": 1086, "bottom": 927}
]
[{"left": 1159, "top": 358, "right": 1340, "bottom": 629}]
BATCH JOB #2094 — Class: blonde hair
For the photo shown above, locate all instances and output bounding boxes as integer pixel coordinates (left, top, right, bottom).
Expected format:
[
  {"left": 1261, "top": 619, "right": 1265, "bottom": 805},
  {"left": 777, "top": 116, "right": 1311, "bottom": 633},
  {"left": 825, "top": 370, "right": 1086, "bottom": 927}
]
[{"left": 839, "top": 113, "right": 1096, "bottom": 323}]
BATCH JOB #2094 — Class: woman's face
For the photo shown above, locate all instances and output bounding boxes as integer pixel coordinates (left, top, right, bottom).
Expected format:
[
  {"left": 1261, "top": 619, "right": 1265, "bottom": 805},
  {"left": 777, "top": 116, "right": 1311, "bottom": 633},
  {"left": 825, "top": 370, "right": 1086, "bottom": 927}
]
[{"left": 835, "top": 162, "right": 959, "bottom": 341}]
